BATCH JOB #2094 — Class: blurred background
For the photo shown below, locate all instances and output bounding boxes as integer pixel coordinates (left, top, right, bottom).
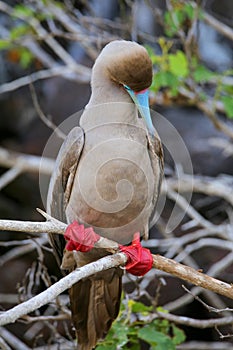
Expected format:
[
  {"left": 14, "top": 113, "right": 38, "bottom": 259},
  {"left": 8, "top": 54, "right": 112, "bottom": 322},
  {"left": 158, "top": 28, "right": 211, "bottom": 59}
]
[{"left": 0, "top": 0, "right": 233, "bottom": 349}]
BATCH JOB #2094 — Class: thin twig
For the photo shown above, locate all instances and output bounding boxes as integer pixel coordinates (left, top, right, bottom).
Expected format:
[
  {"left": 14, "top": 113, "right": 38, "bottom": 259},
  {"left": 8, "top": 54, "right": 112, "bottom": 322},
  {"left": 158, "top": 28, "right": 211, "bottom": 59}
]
[
  {"left": 166, "top": 174, "right": 233, "bottom": 207},
  {"left": 0, "top": 327, "right": 30, "bottom": 350},
  {"left": 1, "top": 214, "right": 233, "bottom": 300},
  {"left": 0, "top": 253, "right": 127, "bottom": 326},
  {"left": 0, "top": 146, "right": 55, "bottom": 175},
  {"left": 29, "top": 83, "right": 66, "bottom": 140},
  {"left": 21, "top": 313, "right": 70, "bottom": 323},
  {"left": 0, "top": 167, "right": 22, "bottom": 191},
  {"left": 177, "top": 342, "right": 233, "bottom": 350},
  {"left": 203, "top": 11, "right": 233, "bottom": 41},
  {"left": 156, "top": 310, "right": 233, "bottom": 329},
  {"left": 0, "top": 67, "right": 89, "bottom": 95},
  {"left": 182, "top": 285, "right": 233, "bottom": 313}
]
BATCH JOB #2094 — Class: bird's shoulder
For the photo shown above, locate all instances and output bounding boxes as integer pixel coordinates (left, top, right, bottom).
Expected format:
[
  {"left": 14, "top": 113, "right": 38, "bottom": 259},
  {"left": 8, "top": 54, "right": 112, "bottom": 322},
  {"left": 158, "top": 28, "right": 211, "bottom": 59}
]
[
  {"left": 147, "top": 131, "right": 164, "bottom": 210},
  {"left": 147, "top": 131, "right": 164, "bottom": 171},
  {"left": 47, "top": 126, "right": 84, "bottom": 220}
]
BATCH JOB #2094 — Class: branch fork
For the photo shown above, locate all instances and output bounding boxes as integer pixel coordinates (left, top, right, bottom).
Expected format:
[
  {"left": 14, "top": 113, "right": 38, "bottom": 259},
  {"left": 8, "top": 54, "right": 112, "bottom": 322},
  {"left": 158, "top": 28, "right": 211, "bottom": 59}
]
[{"left": 0, "top": 209, "right": 233, "bottom": 327}]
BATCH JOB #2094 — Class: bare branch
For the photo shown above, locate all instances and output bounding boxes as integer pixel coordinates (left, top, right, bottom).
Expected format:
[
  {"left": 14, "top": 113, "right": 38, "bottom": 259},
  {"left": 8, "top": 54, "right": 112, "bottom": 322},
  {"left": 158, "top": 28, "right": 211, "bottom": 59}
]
[
  {"left": 152, "top": 254, "right": 233, "bottom": 300},
  {"left": 0, "top": 237, "right": 48, "bottom": 267},
  {"left": 178, "top": 88, "right": 233, "bottom": 140},
  {"left": 203, "top": 12, "right": 233, "bottom": 41},
  {"left": 0, "top": 67, "right": 90, "bottom": 95},
  {"left": 0, "top": 213, "right": 233, "bottom": 302},
  {"left": 29, "top": 83, "right": 66, "bottom": 140},
  {"left": 0, "top": 1, "right": 91, "bottom": 80},
  {"left": 0, "top": 217, "right": 65, "bottom": 234},
  {"left": 0, "top": 146, "right": 55, "bottom": 175},
  {"left": 182, "top": 285, "right": 233, "bottom": 313},
  {"left": 157, "top": 310, "right": 233, "bottom": 329},
  {"left": 0, "top": 253, "right": 127, "bottom": 326},
  {"left": 166, "top": 174, "right": 233, "bottom": 207},
  {"left": 166, "top": 189, "right": 216, "bottom": 232},
  {"left": 0, "top": 167, "right": 22, "bottom": 191},
  {"left": 177, "top": 342, "right": 233, "bottom": 350},
  {"left": 0, "top": 327, "right": 30, "bottom": 350},
  {"left": 209, "top": 138, "right": 233, "bottom": 157},
  {"left": 0, "top": 293, "right": 20, "bottom": 304},
  {"left": 22, "top": 313, "right": 70, "bottom": 323}
]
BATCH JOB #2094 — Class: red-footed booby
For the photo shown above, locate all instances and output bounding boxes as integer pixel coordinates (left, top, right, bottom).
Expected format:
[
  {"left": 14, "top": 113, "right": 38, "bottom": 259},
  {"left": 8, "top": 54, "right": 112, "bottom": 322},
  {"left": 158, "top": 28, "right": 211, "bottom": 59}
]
[{"left": 47, "top": 40, "right": 163, "bottom": 349}]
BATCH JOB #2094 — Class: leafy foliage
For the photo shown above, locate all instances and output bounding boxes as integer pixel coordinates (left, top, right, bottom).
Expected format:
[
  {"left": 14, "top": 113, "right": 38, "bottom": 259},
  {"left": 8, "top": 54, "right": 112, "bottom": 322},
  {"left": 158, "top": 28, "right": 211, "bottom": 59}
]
[
  {"left": 0, "top": 0, "right": 232, "bottom": 120},
  {"left": 147, "top": 1, "right": 233, "bottom": 119},
  {"left": 164, "top": 2, "right": 195, "bottom": 37},
  {"left": 0, "top": 3, "right": 47, "bottom": 68},
  {"left": 96, "top": 300, "right": 185, "bottom": 349}
]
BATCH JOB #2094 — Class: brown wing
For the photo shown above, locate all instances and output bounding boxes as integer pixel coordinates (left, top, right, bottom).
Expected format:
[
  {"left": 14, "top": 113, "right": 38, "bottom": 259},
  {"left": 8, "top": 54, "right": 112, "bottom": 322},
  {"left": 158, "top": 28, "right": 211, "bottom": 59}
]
[
  {"left": 147, "top": 130, "right": 164, "bottom": 209},
  {"left": 46, "top": 126, "right": 84, "bottom": 266}
]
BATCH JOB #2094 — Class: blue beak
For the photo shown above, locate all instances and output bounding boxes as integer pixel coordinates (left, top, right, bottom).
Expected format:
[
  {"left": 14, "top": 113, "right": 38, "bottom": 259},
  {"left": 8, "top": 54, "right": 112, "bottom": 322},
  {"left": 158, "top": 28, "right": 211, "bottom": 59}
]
[{"left": 124, "top": 85, "right": 155, "bottom": 135}]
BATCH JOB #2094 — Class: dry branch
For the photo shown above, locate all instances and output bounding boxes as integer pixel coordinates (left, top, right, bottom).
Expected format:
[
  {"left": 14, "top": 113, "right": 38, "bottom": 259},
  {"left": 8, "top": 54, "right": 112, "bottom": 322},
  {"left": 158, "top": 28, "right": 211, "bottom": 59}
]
[
  {"left": 152, "top": 255, "right": 233, "bottom": 300},
  {"left": 0, "top": 146, "right": 55, "bottom": 175},
  {"left": 0, "top": 326, "right": 30, "bottom": 350},
  {"left": 166, "top": 174, "right": 233, "bottom": 207},
  {"left": 0, "top": 67, "right": 85, "bottom": 95},
  {"left": 0, "top": 167, "right": 22, "bottom": 191},
  {"left": 0, "top": 218, "right": 65, "bottom": 234},
  {"left": 156, "top": 310, "right": 233, "bottom": 329},
  {"left": 1, "top": 212, "right": 233, "bottom": 326},
  {"left": 0, "top": 253, "right": 127, "bottom": 326},
  {"left": 203, "top": 12, "right": 233, "bottom": 41},
  {"left": 177, "top": 342, "right": 233, "bottom": 350},
  {"left": 29, "top": 83, "right": 66, "bottom": 140}
]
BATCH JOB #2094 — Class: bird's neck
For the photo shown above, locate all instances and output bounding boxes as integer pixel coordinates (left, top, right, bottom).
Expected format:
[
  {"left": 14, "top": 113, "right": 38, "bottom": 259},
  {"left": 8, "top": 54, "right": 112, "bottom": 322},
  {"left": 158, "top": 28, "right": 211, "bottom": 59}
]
[
  {"left": 88, "top": 71, "right": 131, "bottom": 105},
  {"left": 80, "top": 75, "right": 139, "bottom": 129},
  {"left": 80, "top": 101, "right": 138, "bottom": 130}
]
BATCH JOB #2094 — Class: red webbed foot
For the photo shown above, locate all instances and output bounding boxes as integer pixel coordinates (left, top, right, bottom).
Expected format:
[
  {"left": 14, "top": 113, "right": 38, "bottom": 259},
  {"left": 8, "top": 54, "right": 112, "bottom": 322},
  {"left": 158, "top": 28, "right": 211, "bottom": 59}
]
[
  {"left": 119, "top": 232, "right": 153, "bottom": 276},
  {"left": 64, "top": 221, "right": 100, "bottom": 252},
  {"left": 64, "top": 223, "right": 153, "bottom": 276}
]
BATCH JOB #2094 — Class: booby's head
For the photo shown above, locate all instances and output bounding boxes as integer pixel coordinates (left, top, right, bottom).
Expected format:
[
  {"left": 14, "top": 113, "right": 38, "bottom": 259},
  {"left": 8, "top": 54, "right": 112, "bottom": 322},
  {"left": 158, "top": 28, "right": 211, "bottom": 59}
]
[{"left": 92, "top": 40, "right": 155, "bottom": 134}]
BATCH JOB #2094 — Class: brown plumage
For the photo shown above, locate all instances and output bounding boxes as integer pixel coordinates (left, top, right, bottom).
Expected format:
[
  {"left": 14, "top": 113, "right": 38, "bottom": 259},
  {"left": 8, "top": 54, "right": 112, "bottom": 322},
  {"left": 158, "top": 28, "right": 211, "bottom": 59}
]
[{"left": 47, "top": 40, "right": 163, "bottom": 349}]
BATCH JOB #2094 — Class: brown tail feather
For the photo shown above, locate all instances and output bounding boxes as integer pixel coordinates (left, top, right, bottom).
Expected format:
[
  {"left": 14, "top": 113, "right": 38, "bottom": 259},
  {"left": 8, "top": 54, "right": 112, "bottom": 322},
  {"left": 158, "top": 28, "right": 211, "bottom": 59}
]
[{"left": 69, "top": 268, "right": 122, "bottom": 350}]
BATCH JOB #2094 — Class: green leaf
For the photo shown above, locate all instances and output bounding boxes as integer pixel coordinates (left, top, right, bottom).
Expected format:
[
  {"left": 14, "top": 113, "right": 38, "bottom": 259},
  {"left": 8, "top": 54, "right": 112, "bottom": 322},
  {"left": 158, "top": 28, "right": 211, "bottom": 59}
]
[
  {"left": 173, "top": 9, "right": 185, "bottom": 27},
  {"left": 19, "top": 48, "right": 34, "bottom": 68},
  {"left": 97, "top": 300, "right": 186, "bottom": 349},
  {"left": 184, "top": 3, "right": 195, "bottom": 19},
  {"left": 112, "top": 323, "right": 129, "bottom": 346},
  {"left": 171, "top": 324, "right": 186, "bottom": 345},
  {"left": 0, "top": 40, "right": 11, "bottom": 50},
  {"left": 97, "top": 321, "right": 129, "bottom": 349},
  {"left": 168, "top": 51, "right": 188, "bottom": 78},
  {"left": 151, "top": 54, "right": 162, "bottom": 65},
  {"left": 153, "top": 318, "right": 169, "bottom": 332},
  {"left": 156, "top": 306, "right": 169, "bottom": 314},
  {"left": 96, "top": 344, "right": 115, "bottom": 350},
  {"left": 222, "top": 84, "right": 233, "bottom": 95},
  {"left": 164, "top": 12, "right": 177, "bottom": 37},
  {"left": 10, "top": 25, "right": 30, "bottom": 40},
  {"left": 138, "top": 326, "right": 158, "bottom": 344},
  {"left": 193, "top": 65, "right": 215, "bottom": 82},
  {"left": 12, "top": 4, "right": 34, "bottom": 18},
  {"left": 170, "top": 86, "right": 179, "bottom": 97},
  {"left": 221, "top": 95, "right": 233, "bottom": 118},
  {"left": 131, "top": 301, "right": 152, "bottom": 313},
  {"left": 138, "top": 327, "right": 175, "bottom": 349},
  {"left": 152, "top": 71, "right": 179, "bottom": 93}
]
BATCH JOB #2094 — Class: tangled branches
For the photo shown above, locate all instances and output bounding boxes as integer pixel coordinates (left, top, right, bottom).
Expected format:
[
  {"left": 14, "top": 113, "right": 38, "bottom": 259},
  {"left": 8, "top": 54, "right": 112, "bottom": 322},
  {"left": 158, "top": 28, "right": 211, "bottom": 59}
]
[{"left": 0, "top": 148, "right": 233, "bottom": 348}]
